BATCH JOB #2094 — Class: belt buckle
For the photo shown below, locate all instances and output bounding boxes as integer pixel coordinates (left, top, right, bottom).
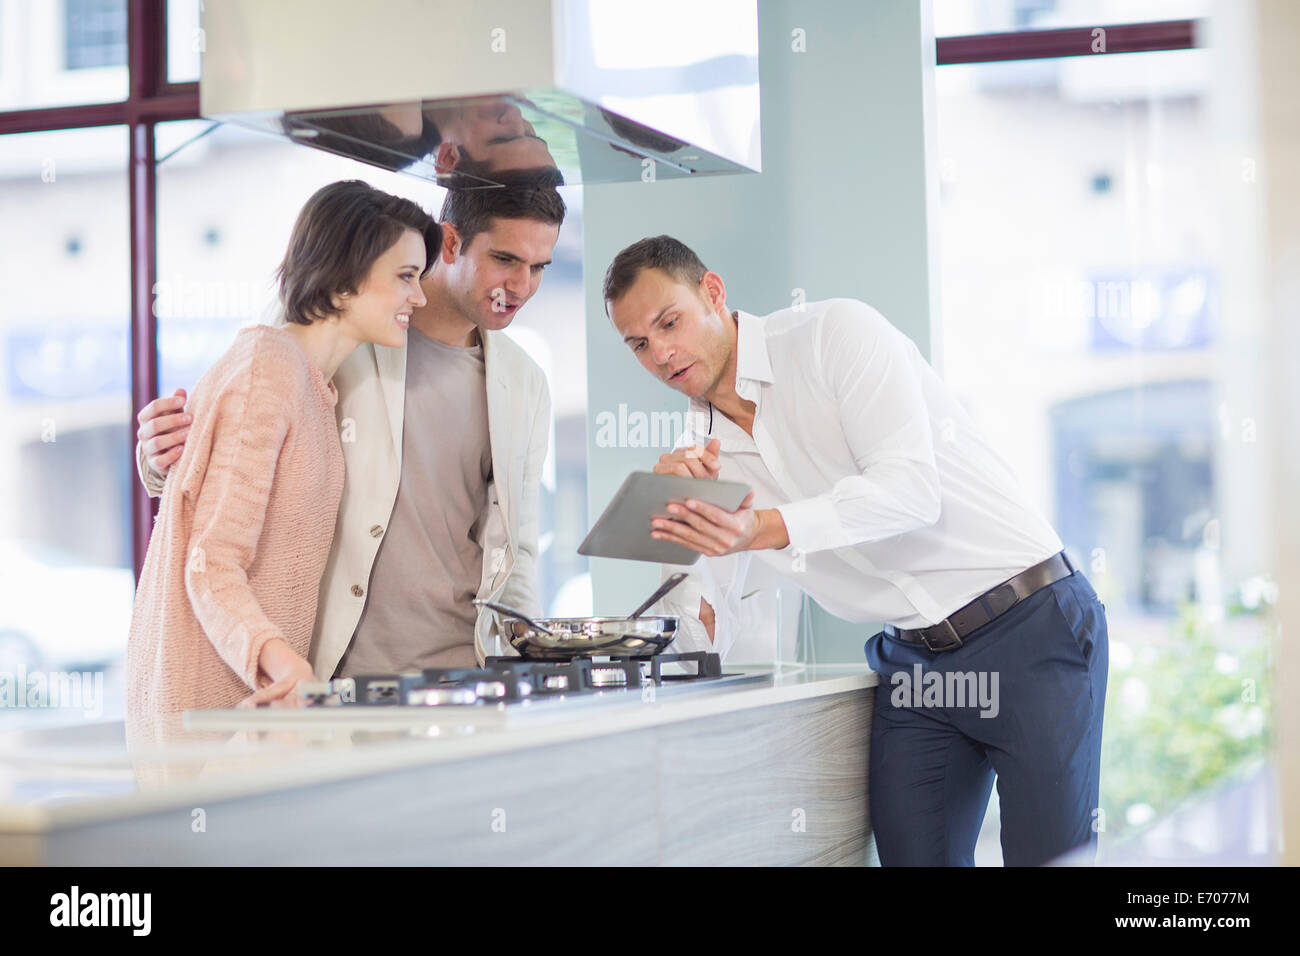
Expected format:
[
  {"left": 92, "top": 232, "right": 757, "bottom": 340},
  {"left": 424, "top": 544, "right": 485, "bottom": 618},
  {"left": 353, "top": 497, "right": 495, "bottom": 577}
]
[{"left": 922, "top": 619, "right": 963, "bottom": 652}]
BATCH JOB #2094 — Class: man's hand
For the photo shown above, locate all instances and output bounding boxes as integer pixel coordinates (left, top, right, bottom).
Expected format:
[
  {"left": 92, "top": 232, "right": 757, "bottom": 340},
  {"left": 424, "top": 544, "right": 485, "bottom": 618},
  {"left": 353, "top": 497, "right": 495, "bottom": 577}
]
[
  {"left": 649, "top": 491, "right": 791, "bottom": 557},
  {"left": 699, "top": 596, "right": 716, "bottom": 644},
  {"left": 137, "top": 388, "right": 192, "bottom": 477},
  {"left": 653, "top": 437, "right": 721, "bottom": 480}
]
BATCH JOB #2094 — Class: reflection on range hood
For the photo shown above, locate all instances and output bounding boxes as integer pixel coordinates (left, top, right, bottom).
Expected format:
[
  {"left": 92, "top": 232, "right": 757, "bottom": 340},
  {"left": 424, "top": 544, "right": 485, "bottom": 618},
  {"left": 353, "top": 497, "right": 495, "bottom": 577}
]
[{"left": 200, "top": 0, "right": 761, "bottom": 187}]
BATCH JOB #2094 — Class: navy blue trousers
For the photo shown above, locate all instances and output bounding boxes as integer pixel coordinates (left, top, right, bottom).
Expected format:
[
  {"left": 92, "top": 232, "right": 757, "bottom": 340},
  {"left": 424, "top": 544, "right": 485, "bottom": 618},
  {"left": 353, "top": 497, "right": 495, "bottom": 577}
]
[{"left": 863, "top": 571, "right": 1109, "bottom": 866}]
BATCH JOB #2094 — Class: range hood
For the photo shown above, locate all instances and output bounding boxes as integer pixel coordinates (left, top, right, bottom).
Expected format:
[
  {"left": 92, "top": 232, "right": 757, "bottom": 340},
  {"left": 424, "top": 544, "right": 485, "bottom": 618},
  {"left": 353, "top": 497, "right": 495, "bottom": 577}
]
[{"left": 200, "top": 0, "right": 761, "bottom": 188}]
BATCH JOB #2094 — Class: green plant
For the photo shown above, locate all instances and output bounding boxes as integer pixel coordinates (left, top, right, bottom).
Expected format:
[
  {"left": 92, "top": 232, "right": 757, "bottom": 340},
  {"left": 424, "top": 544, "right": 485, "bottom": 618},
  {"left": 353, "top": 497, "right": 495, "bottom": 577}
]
[{"left": 1099, "top": 595, "right": 1274, "bottom": 841}]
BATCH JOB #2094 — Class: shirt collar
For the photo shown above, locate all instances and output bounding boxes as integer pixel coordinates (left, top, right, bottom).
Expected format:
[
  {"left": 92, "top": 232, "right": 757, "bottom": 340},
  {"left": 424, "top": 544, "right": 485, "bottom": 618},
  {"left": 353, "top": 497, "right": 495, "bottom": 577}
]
[
  {"left": 690, "top": 307, "right": 772, "bottom": 417},
  {"left": 734, "top": 308, "right": 775, "bottom": 386}
]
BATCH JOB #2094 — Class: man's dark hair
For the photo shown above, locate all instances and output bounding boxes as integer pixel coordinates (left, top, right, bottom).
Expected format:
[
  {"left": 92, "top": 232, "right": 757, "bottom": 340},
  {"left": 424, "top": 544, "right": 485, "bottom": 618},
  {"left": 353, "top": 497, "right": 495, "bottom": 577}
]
[
  {"left": 276, "top": 179, "right": 441, "bottom": 326},
  {"left": 602, "top": 235, "right": 708, "bottom": 313},
  {"left": 438, "top": 168, "right": 567, "bottom": 253},
  {"left": 280, "top": 111, "right": 443, "bottom": 173}
]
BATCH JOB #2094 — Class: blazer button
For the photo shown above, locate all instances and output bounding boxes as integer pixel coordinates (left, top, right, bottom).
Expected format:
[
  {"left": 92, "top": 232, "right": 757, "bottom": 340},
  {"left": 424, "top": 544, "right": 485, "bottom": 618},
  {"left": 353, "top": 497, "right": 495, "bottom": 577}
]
[
  {"left": 369, "top": 524, "right": 384, "bottom": 538},
  {"left": 351, "top": 584, "right": 365, "bottom": 597}
]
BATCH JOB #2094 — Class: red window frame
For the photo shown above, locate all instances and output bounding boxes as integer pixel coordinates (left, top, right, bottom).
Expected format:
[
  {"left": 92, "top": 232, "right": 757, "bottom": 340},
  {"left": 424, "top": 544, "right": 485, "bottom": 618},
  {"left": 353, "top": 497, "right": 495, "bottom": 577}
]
[{"left": 937, "top": 18, "right": 1196, "bottom": 63}]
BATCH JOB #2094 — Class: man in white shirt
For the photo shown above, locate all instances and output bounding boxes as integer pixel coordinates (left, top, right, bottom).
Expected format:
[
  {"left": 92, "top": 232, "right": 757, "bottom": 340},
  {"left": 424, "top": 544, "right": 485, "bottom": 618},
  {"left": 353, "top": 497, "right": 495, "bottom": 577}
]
[
  {"left": 604, "top": 235, "right": 1109, "bottom": 868},
  {"left": 135, "top": 174, "right": 565, "bottom": 698}
]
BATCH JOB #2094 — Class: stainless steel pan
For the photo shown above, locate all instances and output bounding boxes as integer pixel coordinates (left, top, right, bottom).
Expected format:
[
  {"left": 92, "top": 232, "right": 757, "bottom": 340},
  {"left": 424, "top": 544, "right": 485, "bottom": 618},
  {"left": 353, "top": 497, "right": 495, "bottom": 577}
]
[{"left": 474, "top": 574, "right": 687, "bottom": 661}]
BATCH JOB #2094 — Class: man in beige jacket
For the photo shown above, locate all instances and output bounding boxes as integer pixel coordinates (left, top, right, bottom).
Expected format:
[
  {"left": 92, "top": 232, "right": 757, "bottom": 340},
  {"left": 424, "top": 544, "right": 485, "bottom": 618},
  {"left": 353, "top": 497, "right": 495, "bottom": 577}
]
[{"left": 135, "top": 178, "right": 565, "bottom": 694}]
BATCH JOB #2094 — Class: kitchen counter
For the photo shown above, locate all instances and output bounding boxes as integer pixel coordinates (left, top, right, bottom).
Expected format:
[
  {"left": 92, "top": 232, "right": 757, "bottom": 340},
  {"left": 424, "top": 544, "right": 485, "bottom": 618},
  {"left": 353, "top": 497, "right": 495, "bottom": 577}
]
[{"left": 0, "top": 664, "right": 879, "bottom": 865}]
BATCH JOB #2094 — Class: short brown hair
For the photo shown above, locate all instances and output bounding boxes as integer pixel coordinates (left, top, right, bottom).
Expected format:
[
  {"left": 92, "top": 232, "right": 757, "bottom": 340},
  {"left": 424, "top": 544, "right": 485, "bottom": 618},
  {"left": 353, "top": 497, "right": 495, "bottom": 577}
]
[
  {"left": 602, "top": 235, "right": 707, "bottom": 313},
  {"left": 280, "top": 112, "right": 442, "bottom": 173},
  {"left": 276, "top": 180, "right": 441, "bottom": 325},
  {"left": 438, "top": 168, "right": 567, "bottom": 253}
]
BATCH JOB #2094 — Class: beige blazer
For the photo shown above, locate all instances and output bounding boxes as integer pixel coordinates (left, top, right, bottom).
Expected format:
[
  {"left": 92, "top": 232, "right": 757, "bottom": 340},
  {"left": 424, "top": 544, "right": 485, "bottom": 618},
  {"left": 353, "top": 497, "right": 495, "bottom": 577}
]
[{"left": 137, "top": 325, "right": 550, "bottom": 675}]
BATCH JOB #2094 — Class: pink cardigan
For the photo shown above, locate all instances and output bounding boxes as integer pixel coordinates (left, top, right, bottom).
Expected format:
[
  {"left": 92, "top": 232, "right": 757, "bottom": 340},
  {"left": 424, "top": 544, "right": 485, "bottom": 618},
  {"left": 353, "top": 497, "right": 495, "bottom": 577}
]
[{"left": 126, "top": 325, "right": 344, "bottom": 718}]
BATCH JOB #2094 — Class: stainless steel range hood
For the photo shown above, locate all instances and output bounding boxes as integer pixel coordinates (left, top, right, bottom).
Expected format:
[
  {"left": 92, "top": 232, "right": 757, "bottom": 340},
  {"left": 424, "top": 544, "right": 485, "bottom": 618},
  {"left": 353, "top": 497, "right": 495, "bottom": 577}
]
[{"left": 200, "top": 0, "right": 761, "bottom": 187}]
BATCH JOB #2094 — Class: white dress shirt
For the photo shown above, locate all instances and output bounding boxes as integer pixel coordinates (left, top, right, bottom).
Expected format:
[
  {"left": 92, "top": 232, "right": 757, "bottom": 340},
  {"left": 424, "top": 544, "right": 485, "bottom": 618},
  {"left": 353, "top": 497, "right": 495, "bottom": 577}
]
[{"left": 655, "top": 298, "right": 1063, "bottom": 659}]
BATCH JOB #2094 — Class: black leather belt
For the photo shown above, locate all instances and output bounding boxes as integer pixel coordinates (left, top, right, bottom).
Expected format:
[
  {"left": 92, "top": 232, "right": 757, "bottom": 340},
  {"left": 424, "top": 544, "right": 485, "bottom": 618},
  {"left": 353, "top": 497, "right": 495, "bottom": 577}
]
[{"left": 882, "top": 551, "right": 1075, "bottom": 652}]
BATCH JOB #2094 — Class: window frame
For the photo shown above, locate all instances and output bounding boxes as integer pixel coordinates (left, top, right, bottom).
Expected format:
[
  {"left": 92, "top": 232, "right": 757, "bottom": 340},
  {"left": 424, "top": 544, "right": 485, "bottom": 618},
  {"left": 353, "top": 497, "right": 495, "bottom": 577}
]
[{"left": 937, "top": 18, "right": 1197, "bottom": 64}]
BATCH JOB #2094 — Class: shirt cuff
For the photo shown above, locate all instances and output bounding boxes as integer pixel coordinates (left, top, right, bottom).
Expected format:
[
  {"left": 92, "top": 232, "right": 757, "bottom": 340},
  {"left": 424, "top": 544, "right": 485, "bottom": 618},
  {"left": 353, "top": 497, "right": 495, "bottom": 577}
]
[
  {"left": 657, "top": 563, "right": 718, "bottom": 652},
  {"left": 669, "top": 613, "right": 716, "bottom": 656},
  {"left": 135, "top": 441, "right": 160, "bottom": 498},
  {"left": 244, "top": 627, "right": 288, "bottom": 691},
  {"left": 775, "top": 496, "right": 843, "bottom": 554}
]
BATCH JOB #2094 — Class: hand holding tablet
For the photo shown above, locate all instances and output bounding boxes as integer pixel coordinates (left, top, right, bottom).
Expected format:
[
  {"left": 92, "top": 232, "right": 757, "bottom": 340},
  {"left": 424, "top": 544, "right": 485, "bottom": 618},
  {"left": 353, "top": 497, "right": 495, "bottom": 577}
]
[{"left": 578, "top": 471, "right": 753, "bottom": 564}]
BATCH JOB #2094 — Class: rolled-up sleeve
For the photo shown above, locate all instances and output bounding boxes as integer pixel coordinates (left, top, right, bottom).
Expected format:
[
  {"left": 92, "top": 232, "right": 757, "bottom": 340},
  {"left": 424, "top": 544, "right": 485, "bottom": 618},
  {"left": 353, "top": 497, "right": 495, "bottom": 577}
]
[{"left": 774, "top": 301, "right": 942, "bottom": 555}]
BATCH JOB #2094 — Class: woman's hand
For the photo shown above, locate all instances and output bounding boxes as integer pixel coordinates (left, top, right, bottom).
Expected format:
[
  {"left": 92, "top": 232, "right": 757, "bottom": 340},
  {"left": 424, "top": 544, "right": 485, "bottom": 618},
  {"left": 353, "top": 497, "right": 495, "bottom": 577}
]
[
  {"left": 237, "top": 676, "right": 308, "bottom": 709},
  {"left": 246, "top": 638, "right": 316, "bottom": 707}
]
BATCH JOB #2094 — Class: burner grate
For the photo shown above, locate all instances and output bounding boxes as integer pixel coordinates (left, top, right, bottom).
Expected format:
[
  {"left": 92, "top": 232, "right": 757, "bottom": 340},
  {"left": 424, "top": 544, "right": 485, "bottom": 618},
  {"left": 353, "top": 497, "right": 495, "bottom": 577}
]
[{"left": 305, "top": 652, "right": 728, "bottom": 707}]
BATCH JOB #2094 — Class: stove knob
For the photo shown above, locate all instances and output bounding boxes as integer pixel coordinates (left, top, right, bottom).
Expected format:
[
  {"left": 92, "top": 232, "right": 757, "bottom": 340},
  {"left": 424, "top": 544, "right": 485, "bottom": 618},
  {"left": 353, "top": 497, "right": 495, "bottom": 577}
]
[
  {"left": 297, "top": 681, "right": 334, "bottom": 704},
  {"left": 474, "top": 680, "right": 508, "bottom": 700}
]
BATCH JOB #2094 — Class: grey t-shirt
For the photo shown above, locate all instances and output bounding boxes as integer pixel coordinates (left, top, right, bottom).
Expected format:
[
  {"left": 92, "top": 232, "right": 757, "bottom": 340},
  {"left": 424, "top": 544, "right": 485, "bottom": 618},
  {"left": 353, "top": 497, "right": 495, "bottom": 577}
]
[{"left": 335, "top": 326, "right": 491, "bottom": 676}]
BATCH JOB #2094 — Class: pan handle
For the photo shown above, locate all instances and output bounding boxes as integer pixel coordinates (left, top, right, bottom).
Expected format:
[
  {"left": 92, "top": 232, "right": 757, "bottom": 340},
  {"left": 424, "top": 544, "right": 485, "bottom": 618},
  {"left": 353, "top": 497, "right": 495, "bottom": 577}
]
[
  {"left": 472, "top": 599, "right": 555, "bottom": 636},
  {"left": 628, "top": 572, "right": 688, "bottom": 620}
]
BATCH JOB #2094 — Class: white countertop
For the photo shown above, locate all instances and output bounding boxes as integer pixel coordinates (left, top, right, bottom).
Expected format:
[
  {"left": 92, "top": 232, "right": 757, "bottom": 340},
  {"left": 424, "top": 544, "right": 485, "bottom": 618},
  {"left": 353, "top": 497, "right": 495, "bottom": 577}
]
[{"left": 0, "top": 664, "right": 878, "bottom": 833}]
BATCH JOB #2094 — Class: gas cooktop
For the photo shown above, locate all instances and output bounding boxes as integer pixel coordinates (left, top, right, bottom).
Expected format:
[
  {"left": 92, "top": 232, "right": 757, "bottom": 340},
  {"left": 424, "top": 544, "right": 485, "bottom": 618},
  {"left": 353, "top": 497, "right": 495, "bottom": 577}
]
[{"left": 298, "top": 651, "right": 758, "bottom": 709}]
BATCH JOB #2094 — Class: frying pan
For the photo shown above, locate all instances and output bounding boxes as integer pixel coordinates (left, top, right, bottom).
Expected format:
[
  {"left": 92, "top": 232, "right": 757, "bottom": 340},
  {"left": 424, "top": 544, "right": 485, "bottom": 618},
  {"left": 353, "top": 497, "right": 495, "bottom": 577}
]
[{"left": 474, "top": 573, "right": 687, "bottom": 661}]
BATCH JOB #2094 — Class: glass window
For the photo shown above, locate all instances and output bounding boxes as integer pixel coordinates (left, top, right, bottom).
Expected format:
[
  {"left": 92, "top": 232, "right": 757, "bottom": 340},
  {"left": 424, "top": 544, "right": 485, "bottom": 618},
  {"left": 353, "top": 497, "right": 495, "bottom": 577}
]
[
  {"left": 934, "top": 0, "right": 1212, "bottom": 37},
  {"left": 935, "top": 47, "right": 1273, "bottom": 861},
  {"left": 165, "top": 0, "right": 202, "bottom": 84},
  {"left": 0, "top": 0, "right": 128, "bottom": 111},
  {"left": 0, "top": 126, "right": 132, "bottom": 729},
  {"left": 154, "top": 121, "right": 589, "bottom": 619},
  {"left": 65, "top": 0, "right": 127, "bottom": 70}
]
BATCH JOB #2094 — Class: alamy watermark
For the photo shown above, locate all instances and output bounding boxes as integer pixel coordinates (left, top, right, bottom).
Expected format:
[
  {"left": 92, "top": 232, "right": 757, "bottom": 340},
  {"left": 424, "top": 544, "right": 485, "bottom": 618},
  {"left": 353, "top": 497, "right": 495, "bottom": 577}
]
[
  {"left": 49, "top": 886, "right": 150, "bottom": 936},
  {"left": 0, "top": 667, "right": 104, "bottom": 719},
  {"left": 889, "top": 664, "right": 1000, "bottom": 719},
  {"left": 593, "top": 403, "right": 693, "bottom": 449}
]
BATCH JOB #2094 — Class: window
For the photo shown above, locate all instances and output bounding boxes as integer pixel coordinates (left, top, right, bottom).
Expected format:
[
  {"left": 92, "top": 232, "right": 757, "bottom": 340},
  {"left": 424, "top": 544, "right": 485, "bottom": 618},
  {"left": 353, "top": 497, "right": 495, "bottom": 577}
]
[
  {"left": 65, "top": 0, "right": 128, "bottom": 70},
  {"left": 0, "top": 126, "right": 132, "bottom": 729},
  {"left": 0, "top": 4, "right": 194, "bottom": 731},
  {"left": 936, "top": 43, "right": 1272, "bottom": 860},
  {"left": 933, "top": 0, "right": 1212, "bottom": 37},
  {"left": 0, "top": 0, "right": 129, "bottom": 110},
  {"left": 164, "top": 0, "right": 202, "bottom": 84}
]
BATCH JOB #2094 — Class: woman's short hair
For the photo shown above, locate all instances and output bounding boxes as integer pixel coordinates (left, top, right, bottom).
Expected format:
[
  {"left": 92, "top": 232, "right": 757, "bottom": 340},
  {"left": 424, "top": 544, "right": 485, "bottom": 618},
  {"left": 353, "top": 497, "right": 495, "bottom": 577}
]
[{"left": 276, "top": 180, "right": 441, "bottom": 325}]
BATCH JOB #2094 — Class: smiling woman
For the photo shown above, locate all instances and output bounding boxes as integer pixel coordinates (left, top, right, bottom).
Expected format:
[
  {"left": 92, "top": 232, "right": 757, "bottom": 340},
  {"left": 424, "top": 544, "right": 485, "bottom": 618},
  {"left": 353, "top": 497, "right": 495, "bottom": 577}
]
[
  {"left": 125, "top": 181, "right": 440, "bottom": 735},
  {"left": 276, "top": 179, "right": 441, "bottom": 339}
]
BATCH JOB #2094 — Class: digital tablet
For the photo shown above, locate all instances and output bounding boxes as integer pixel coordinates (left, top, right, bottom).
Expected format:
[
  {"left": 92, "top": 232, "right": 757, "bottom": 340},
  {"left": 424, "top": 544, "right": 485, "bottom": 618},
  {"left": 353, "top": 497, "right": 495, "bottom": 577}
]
[{"left": 578, "top": 471, "right": 753, "bottom": 565}]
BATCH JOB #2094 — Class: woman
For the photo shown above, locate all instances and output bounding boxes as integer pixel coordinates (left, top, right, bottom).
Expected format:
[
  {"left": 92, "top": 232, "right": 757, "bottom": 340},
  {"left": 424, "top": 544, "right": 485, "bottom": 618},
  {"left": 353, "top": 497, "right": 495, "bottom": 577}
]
[{"left": 126, "top": 180, "right": 440, "bottom": 722}]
